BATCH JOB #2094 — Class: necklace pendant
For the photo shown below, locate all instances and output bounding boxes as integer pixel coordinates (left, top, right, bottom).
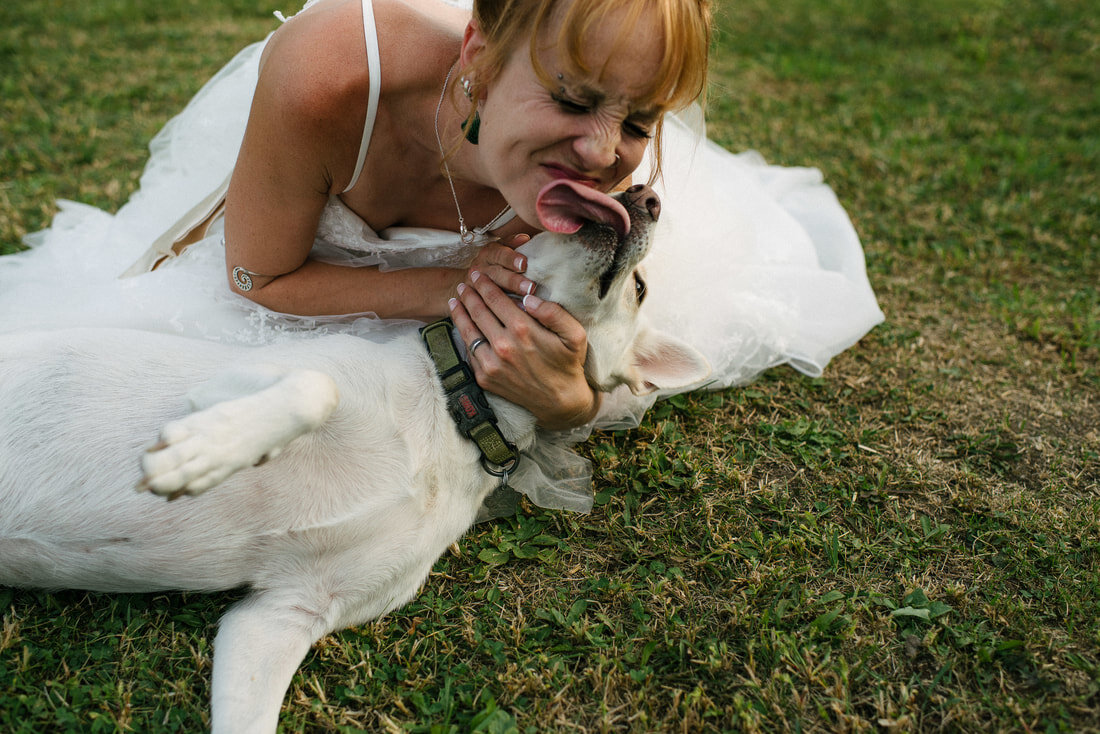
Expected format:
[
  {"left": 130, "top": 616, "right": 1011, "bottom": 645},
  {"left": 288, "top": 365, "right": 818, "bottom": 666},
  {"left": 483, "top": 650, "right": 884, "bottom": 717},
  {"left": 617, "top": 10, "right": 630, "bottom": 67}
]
[{"left": 436, "top": 63, "right": 511, "bottom": 249}]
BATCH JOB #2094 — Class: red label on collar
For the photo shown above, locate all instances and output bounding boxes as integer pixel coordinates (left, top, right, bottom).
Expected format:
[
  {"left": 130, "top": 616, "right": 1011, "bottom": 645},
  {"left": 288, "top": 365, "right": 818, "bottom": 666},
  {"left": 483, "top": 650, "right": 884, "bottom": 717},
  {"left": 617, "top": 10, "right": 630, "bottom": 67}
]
[{"left": 459, "top": 394, "right": 478, "bottom": 419}]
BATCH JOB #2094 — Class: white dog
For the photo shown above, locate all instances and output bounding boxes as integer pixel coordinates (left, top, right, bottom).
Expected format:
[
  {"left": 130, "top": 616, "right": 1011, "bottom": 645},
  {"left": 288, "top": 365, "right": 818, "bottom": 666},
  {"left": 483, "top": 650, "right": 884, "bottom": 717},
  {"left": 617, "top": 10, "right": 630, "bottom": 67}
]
[{"left": 0, "top": 183, "right": 708, "bottom": 732}]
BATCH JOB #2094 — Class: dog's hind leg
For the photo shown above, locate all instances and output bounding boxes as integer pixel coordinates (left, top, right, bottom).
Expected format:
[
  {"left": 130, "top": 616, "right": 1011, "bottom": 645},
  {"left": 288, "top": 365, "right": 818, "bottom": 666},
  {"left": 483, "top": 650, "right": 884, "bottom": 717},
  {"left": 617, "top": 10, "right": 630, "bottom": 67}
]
[
  {"left": 208, "top": 591, "right": 333, "bottom": 734},
  {"left": 140, "top": 365, "right": 339, "bottom": 498}
]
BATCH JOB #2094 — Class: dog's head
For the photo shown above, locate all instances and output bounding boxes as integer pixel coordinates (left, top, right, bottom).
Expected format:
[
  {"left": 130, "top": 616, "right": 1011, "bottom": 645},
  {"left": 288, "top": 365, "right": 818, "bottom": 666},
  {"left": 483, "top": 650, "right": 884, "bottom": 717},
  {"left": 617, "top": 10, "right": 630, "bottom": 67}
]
[{"left": 519, "top": 182, "right": 709, "bottom": 396}]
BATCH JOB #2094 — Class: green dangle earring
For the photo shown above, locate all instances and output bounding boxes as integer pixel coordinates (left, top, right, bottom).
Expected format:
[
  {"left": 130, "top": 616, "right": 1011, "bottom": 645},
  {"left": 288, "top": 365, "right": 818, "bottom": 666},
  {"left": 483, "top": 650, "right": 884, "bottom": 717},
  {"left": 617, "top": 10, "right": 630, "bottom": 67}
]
[
  {"left": 462, "top": 114, "right": 480, "bottom": 145},
  {"left": 460, "top": 75, "right": 480, "bottom": 145}
]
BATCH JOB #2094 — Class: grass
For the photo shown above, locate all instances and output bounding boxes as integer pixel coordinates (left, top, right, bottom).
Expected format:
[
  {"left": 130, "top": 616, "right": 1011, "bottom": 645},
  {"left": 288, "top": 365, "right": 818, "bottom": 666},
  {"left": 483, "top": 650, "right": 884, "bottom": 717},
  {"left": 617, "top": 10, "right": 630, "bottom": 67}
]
[{"left": 2, "top": 0, "right": 1098, "bottom": 731}]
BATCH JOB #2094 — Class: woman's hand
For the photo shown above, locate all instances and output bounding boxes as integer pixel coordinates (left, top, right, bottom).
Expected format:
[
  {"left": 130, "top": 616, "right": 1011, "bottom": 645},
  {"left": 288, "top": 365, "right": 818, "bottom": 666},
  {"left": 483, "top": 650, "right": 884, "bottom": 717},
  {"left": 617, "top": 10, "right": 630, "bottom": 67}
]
[
  {"left": 449, "top": 236, "right": 600, "bottom": 430},
  {"left": 461, "top": 237, "right": 538, "bottom": 300}
]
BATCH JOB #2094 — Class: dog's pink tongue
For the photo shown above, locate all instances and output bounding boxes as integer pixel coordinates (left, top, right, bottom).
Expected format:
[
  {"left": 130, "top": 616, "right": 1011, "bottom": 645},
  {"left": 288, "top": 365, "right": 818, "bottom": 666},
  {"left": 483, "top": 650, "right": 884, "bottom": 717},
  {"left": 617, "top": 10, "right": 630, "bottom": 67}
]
[{"left": 535, "top": 179, "right": 631, "bottom": 239}]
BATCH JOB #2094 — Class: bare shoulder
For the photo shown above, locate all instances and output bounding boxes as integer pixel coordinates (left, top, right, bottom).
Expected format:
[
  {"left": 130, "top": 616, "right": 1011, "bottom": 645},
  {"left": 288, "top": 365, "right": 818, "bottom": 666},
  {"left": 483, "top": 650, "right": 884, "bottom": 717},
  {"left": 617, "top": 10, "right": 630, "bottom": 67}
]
[
  {"left": 255, "top": 0, "right": 464, "bottom": 134},
  {"left": 255, "top": 0, "right": 372, "bottom": 135}
]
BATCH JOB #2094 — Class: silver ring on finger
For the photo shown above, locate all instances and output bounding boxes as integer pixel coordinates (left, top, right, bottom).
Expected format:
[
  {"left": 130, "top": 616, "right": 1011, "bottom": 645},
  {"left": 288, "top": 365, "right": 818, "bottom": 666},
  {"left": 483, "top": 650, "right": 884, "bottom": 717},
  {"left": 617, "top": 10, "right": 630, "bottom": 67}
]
[{"left": 469, "top": 337, "right": 489, "bottom": 356}]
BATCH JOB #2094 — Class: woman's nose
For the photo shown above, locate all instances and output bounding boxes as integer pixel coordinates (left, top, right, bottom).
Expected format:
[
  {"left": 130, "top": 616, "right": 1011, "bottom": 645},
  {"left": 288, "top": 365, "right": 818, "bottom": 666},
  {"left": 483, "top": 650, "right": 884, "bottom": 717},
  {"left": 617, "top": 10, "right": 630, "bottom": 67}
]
[{"left": 574, "top": 128, "right": 621, "bottom": 171}]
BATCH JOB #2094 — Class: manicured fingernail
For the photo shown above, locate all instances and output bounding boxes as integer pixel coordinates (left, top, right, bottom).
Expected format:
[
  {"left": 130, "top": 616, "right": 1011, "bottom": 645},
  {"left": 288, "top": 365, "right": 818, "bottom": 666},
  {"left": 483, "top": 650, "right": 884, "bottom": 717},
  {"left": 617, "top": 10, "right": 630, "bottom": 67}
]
[
  {"left": 448, "top": 297, "right": 458, "bottom": 311},
  {"left": 470, "top": 270, "right": 481, "bottom": 282},
  {"left": 457, "top": 283, "right": 467, "bottom": 296},
  {"left": 525, "top": 281, "right": 537, "bottom": 296},
  {"left": 523, "top": 293, "right": 542, "bottom": 310},
  {"left": 514, "top": 256, "right": 526, "bottom": 272}
]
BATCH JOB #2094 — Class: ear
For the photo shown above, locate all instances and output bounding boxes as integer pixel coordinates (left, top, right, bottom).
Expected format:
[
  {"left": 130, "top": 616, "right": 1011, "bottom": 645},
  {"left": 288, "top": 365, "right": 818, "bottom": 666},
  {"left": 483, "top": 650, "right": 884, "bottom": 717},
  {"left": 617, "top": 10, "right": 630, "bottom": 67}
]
[
  {"left": 624, "top": 328, "right": 711, "bottom": 396},
  {"left": 459, "top": 20, "right": 487, "bottom": 72}
]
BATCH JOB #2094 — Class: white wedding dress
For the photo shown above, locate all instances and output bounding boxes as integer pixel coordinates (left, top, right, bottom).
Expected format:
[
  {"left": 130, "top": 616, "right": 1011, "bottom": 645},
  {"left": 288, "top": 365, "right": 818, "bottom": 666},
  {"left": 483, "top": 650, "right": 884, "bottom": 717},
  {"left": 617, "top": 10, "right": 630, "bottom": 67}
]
[{"left": 0, "top": 0, "right": 883, "bottom": 512}]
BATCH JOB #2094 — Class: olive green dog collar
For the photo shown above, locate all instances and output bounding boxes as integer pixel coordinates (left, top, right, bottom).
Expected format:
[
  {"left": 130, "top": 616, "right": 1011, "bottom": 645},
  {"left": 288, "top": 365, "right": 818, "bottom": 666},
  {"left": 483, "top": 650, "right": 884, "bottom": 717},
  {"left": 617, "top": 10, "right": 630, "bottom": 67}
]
[{"left": 420, "top": 318, "right": 520, "bottom": 477}]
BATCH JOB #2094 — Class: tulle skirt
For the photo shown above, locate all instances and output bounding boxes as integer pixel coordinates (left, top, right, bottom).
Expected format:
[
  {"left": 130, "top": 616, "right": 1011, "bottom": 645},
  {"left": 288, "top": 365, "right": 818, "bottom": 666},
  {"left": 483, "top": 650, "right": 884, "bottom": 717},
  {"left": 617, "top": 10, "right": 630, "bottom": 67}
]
[{"left": 0, "top": 30, "right": 883, "bottom": 512}]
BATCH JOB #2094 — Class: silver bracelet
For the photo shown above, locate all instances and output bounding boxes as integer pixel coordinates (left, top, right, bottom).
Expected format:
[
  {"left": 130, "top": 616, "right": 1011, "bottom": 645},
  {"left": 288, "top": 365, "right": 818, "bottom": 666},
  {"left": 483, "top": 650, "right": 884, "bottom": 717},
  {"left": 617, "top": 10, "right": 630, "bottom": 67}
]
[{"left": 232, "top": 266, "right": 258, "bottom": 292}]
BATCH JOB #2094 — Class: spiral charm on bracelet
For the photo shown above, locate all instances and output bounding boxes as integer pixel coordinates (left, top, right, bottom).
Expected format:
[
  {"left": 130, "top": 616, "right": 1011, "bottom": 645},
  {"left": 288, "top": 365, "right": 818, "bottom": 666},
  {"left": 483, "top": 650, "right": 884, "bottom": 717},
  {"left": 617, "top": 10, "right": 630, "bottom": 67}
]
[{"left": 232, "top": 266, "right": 255, "bottom": 292}]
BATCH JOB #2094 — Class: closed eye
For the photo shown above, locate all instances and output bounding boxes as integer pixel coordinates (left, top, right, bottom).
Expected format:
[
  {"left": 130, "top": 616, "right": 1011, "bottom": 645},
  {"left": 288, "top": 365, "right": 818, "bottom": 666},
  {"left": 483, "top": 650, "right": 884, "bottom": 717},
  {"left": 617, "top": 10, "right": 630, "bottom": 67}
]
[
  {"left": 553, "top": 88, "right": 653, "bottom": 140},
  {"left": 552, "top": 88, "right": 655, "bottom": 139},
  {"left": 552, "top": 94, "right": 592, "bottom": 114},
  {"left": 624, "top": 116, "right": 655, "bottom": 140},
  {"left": 634, "top": 272, "right": 647, "bottom": 304}
]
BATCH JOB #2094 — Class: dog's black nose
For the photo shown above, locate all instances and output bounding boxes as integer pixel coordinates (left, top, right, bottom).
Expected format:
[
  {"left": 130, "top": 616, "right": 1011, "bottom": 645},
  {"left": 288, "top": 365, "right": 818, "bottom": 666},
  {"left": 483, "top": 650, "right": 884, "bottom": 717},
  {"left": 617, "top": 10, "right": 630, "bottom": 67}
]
[{"left": 624, "top": 184, "right": 661, "bottom": 221}]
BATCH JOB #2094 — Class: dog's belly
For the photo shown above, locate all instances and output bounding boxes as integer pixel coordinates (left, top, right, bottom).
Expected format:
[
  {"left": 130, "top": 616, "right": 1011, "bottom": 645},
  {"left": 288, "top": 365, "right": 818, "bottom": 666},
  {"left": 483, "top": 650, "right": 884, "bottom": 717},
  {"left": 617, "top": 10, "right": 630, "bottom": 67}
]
[
  {"left": 0, "top": 423, "right": 469, "bottom": 596},
  {"left": 0, "top": 327, "right": 491, "bottom": 595},
  {"left": 0, "top": 344, "right": 264, "bottom": 590},
  {"left": 0, "top": 327, "right": 484, "bottom": 594}
]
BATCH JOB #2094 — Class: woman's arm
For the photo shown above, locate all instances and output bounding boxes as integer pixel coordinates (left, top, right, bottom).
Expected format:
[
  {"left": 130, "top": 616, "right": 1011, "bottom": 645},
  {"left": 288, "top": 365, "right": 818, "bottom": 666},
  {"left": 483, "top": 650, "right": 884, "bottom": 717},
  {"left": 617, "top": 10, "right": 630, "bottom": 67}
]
[{"left": 222, "top": 7, "right": 470, "bottom": 321}]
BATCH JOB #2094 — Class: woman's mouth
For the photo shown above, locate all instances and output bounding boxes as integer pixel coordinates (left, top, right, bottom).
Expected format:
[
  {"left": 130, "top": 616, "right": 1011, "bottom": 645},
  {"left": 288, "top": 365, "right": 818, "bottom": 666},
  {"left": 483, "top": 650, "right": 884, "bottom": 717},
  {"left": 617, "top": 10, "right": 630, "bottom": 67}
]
[{"left": 542, "top": 164, "right": 600, "bottom": 187}]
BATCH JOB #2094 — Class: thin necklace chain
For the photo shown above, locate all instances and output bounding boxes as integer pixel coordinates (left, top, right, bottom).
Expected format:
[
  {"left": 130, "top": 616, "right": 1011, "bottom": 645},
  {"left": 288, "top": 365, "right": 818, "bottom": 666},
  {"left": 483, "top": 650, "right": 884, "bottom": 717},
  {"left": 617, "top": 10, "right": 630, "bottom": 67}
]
[{"left": 433, "top": 63, "right": 511, "bottom": 244}]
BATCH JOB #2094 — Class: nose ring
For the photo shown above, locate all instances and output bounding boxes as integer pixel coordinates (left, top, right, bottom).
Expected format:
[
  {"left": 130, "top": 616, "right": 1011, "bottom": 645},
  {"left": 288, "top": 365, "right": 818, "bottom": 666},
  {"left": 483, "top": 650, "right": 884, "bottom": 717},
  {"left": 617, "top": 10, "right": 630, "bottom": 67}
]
[{"left": 614, "top": 153, "right": 621, "bottom": 166}]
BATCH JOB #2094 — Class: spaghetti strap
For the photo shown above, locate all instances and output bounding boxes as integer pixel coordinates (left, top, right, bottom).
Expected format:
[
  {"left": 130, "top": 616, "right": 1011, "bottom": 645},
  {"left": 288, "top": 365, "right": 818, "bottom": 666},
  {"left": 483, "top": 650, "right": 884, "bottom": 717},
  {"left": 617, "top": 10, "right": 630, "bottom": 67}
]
[{"left": 343, "top": 0, "right": 381, "bottom": 193}]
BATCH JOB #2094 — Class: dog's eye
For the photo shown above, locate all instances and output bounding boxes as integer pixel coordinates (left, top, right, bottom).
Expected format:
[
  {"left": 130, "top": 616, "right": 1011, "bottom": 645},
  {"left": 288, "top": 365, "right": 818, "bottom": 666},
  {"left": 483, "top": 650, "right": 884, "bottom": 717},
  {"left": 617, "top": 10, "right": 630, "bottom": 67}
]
[{"left": 633, "top": 272, "right": 647, "bottom": 304}]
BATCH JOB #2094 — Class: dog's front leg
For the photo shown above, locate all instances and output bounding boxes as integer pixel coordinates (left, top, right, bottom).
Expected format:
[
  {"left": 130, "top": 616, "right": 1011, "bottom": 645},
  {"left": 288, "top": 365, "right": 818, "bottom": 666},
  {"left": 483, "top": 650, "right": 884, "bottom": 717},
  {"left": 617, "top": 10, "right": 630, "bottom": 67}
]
[
  {"left": 141, "top": 366, "right": 339, "bottom": 498},
  {"left": 209, "top": 592, "right": 330, "bottom": 734}
]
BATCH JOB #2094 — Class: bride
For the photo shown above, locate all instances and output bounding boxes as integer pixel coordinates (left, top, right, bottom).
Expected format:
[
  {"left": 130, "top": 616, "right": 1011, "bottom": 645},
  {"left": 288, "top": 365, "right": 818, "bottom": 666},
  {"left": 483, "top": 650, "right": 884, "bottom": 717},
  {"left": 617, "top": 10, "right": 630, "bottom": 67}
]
[{"left": 0, "top": 0, "right": 882, "bottom": 511}]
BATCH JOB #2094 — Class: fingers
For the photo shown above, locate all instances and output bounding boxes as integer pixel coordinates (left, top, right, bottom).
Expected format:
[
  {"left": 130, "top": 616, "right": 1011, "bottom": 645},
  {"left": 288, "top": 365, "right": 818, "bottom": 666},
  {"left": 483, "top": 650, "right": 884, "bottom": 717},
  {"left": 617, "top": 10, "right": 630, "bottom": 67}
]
[
  {"left": 448, "top": 289, "right": 495, "bottom": 360},
  {"left": 452, "top": 274, "right": 586, "bottom": 370},
  {"left": 520, "top": 293, "right": 587, "bottom": 352},
  {"left": 481, "top": 241, "right": 528, "bottom": 273},
  {"left": 452, "top": 269, "right": 586, "bottom": 353},
  {"left": 473, "top": 270, "right": 529, "bottom": 329},
  {"left": 452, "top": 275, "right": 501, "bottom": 333},
  {"left": 469, "top": 242, "right": 536, "bottom": 298},
  {"left": 503, "top": 233, "right": 532, "bottom": 248}
]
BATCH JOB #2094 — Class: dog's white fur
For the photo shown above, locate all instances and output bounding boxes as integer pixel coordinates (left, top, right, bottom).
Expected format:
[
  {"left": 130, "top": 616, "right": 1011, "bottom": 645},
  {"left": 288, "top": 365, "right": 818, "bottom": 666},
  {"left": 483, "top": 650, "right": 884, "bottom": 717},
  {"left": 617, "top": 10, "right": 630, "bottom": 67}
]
[{"left": 0, "top": 187, "right": 709, "bottom": 732}]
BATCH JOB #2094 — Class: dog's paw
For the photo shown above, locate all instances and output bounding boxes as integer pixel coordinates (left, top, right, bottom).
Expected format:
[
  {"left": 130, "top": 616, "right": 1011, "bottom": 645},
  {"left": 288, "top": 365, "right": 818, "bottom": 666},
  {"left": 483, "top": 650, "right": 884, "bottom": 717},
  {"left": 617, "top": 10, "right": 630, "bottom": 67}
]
[
  {"left": 139, "top": 405, "right": 283, "bottom": 499},
  {"left": 137, "top": 368, "right": 339, "bottom": 500}
]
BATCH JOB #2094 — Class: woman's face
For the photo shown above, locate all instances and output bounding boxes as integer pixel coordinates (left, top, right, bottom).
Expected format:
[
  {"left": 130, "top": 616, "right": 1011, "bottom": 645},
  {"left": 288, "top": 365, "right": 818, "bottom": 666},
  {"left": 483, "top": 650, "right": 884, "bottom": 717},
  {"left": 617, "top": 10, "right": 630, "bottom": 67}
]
[{"left": 465, "top": 6, "right": 666, "bottom": 229}]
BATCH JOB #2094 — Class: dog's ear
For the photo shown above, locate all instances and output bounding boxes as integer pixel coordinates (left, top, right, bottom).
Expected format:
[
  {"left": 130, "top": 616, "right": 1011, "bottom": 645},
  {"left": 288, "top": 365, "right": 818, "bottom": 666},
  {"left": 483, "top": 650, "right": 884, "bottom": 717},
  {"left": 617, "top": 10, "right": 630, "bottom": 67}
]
[{"left": 624, "top": 328, "right": 711, "bottom": 396}]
